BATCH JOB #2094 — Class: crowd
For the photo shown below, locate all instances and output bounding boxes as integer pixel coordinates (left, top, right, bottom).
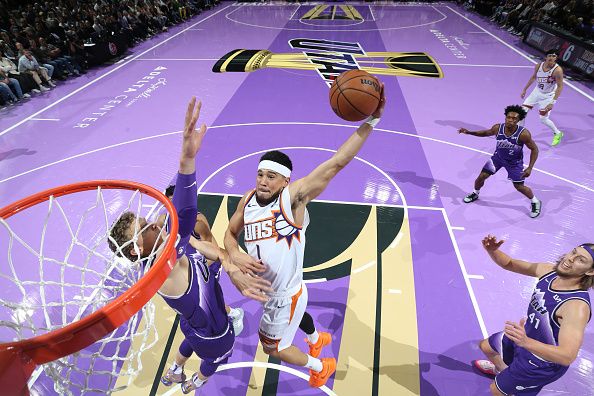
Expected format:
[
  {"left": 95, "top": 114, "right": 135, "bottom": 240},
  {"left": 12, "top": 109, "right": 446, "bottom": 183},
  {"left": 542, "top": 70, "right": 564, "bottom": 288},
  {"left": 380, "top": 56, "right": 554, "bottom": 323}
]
[
  {"left": 464, "top": 0, "right": 594, "bottom": 41},
  {"left": 0, "top": 0, "right": 218, "bottom": 108}
]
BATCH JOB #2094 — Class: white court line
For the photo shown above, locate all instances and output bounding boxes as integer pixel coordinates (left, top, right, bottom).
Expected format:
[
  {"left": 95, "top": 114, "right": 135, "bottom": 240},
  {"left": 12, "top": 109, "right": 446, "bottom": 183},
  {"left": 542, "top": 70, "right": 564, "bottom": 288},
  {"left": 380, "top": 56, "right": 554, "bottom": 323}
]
[
  {"left": 353, "top": 261, "right": 376, "bottom": 274},
  {"left": 135, "top": 59, "right": 534, "bottom": 69},
  {"left": 304, "top": 278, "right": 327, "bottom": 284},
  {"left": 2, "top": 122, "right": 592, "bottom": 194},
  {"left": 161, "top": 361, "right": 336, "bottom": 396},
  {"left": 440, "top": 63, "right": 533, "bottom": 68},
  {"left": 225, "top": 3, "right": 447, "bottom": 32},
  {"left": 467, "top": 274, "right": 485, "bottom": 280},
  {"left": 133, "top": 58, "right": 218, "bottom": 61},
  {"left": 467, "top": 31, "right": 488, "bottom": 33},
  {"left": 368, "top": 4, "right": 376, "bottom": 21},
  {"left": 0, "top": 4, "right": 233, "bottom": 138},
  {"left": 198, "top": 191, "right": 443, "bottom": 211},
  {"left": 288, "top": 3, "right": 301, "bottom": 20},
  {"left": 451, "top": 226, "right": 465, "bottom": 231},
  {"left": 442, "top": 208, "right": 487, "bottom": 338},
  {"left": 389, "top": 232, "right": 404, "bottom": 249},
  {"left": 388, "top": 289, "right": 402, "bottom": 294},
  {"left": 29, "top": 118, "right": 61, "bottom": 121},
  {"left": 445, "top": 5, "right": 594, "bottom": 102}
]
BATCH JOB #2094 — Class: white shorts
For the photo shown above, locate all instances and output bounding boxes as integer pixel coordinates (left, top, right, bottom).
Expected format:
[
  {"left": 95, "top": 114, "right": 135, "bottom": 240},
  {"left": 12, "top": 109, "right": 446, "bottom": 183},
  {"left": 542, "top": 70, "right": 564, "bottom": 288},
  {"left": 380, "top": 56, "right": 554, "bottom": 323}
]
[
  {"left": 523, "top": 89, "right": 555, "bottom": 114},
  {"left": 258, "top": 283, "right": 308, "bottom": 352}
]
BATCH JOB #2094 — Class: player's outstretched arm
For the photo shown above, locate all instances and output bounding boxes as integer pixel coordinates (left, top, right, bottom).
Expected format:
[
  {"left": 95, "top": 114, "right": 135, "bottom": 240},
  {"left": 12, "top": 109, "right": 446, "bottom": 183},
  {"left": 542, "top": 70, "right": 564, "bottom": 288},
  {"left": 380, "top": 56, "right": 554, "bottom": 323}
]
[
  {"left": 223, "top": 192, "right": 266, "bottom": 276},
  {"left": 179, "top": 97, "right": 207, "bottom": 174},
  {"left": 171, "top": 98, "right": 208, "bottom": 246},
  {"left": 520, "top": 129, "right": 538, "bottom": 178},
  {"left": 521, "top": 63, "right": 539, "bottom": 99},
  {"left": 289, "top": 85, "right": 386, "bottom": 205},
  {"left": 481, "top": 235, "right": 553, "bottom": 277},
  {"left": 458, "top": 124, "right": 498, "bottom": 137},
  {"left": 504, "top": 300, "right": 590, "bottom": 366}
]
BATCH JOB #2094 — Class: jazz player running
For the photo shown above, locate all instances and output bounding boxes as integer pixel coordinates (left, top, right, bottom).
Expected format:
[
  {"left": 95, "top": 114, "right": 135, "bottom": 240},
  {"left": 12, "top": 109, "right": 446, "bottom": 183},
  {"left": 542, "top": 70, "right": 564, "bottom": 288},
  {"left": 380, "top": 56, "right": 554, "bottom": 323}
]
[
  {"left": 460, "top": 105, "right": 541, "bottom": 218},
  {"left": 520, "top": 49, "right": 565, "bottom": 146},
  {"left": 224, "top": 86, "right": 386, "bottom": 388},
  {"left": 473, "top": 235, "right": 593, "bottom": 396},
  {"left": 109, "top": 98, "right": 272, "bottom": 394}
]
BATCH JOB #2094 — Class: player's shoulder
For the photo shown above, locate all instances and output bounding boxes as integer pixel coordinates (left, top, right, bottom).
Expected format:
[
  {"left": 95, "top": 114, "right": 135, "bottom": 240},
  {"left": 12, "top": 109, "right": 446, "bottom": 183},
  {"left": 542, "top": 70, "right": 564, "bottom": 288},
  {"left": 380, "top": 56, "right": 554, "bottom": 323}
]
[
  {"left": 554, "top": 64, "right": 564, "bottom": 74},
  {"left": 518, "top": 127, "right": 533, "bottom": 141}
]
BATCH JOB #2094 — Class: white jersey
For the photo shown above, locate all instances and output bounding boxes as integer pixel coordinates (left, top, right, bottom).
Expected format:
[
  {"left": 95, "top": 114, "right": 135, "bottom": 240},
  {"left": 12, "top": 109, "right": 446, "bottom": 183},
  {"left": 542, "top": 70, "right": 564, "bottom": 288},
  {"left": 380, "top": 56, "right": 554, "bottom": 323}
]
[
  {"left": 243, "top": 187, "right": 309, "bottom": 296},
  {"left": 535, "top": 62, "right": 559, "bottom": 94}
]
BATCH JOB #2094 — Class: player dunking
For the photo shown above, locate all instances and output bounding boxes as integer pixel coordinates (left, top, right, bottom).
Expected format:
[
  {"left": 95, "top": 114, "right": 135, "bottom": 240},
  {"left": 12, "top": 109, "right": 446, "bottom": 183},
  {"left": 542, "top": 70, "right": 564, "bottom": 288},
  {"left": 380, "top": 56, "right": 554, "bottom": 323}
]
[
  {"left": 460, "top": 105, "right": 541, "bottom": 218},
  {"left": 224, "top": 86, "right": 386, "bottom": 388},
  {"left": 521, "top": 49, "right": 565, "bottom": 146},
  {"left": 473, "top": 235, "right": 593, "bottom": 396},
  {"left": 108, "top": 98, "right": 272, "bottom": 394}
]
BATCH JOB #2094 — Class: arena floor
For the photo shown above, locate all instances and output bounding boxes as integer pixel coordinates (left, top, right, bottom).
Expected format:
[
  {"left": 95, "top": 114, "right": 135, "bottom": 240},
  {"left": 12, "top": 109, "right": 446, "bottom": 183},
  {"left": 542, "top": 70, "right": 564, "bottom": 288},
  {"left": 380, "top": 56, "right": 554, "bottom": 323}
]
[{"left": 1, "top": 2, "right": 593, "bottom": 395}]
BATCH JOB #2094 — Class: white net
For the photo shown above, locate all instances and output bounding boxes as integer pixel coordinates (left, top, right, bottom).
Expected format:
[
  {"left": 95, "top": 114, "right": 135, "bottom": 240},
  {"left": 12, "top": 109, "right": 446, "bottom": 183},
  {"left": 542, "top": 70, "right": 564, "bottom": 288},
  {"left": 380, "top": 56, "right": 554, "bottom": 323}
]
[{"left": 0, "top": 185, "right": 172, "bottom": 395}]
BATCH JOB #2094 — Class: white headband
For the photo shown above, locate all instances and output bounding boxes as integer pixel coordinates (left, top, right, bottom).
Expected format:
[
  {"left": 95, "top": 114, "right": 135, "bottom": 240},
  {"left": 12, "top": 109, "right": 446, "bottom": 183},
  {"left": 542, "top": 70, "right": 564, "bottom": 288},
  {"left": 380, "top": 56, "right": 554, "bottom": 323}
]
[{"left": 258, "top": 160, "right": 291, "bottom": 178}]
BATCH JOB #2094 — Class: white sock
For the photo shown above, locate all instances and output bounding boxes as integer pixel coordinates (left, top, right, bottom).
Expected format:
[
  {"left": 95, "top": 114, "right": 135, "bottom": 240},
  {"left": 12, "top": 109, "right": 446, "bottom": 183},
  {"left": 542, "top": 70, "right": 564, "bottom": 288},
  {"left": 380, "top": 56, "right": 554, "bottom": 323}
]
[
  {"left": 170, "top": 362, "right": 183, "bottom": 374},
  {"left": 228, "top": 307, "right": 240, "bottom": 319},
  {"left": 540, "top": 117, "right": 561, "bottom": 134},
  {"left": 474, "top": 189, "right": 480, "bottom": 195},
  {"left": 531, "top": 196, "right": 539, "bottom": 203},
  {"left": 305, "top": 355, "right": 323, "bottom": 373},
  {"left": 191, "top": 373, "right": 207, "bottom": 387},
  {"left": 307, "top": 330, "right": 319, "bottom": 345}
]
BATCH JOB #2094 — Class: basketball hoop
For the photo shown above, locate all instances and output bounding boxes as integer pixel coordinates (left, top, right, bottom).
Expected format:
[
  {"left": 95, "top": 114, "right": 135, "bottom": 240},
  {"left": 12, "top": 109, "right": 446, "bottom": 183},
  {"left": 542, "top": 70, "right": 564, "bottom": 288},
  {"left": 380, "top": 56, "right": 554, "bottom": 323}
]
[{"left": 0, "top": 180, "right": 178, "bottom": 395}]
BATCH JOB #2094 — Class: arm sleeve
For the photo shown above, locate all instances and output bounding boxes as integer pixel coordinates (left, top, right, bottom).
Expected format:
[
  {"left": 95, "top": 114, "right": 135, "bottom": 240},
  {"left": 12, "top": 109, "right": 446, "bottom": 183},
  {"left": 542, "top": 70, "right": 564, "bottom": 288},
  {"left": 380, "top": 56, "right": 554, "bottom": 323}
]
[{"left": 170, "top": 171, "right": 198, "bottom": 258}]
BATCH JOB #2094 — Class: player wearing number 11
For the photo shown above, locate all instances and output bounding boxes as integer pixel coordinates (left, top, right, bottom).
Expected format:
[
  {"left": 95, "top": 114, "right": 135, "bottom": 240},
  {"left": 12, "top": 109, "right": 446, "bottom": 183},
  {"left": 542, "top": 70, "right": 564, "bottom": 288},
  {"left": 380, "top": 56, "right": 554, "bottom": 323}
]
[{"left": 473, "top": 235, "right": 594, "bottom": 396}]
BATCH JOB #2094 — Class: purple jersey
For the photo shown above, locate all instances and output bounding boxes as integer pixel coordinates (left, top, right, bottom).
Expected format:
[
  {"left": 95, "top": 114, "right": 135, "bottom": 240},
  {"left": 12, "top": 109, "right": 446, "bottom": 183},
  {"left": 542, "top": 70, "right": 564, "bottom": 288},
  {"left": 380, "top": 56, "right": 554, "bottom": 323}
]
[
  {"left": 494, "top": 123, "right": 525, "bottom": 163},
  {"left": 159, "top": 172, "right": 229, "bottom": 337},
  {"left": 160, "top": 245, "right": 229, "bottom": 337},
  {"left": 525, "top": 271, "right": 591, "bottom": 353}
]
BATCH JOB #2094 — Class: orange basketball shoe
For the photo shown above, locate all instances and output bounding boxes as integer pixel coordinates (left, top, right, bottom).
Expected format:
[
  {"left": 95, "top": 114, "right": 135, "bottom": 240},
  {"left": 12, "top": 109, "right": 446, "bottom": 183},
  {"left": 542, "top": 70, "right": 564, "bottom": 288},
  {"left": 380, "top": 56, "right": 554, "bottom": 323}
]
[
  {"left": 305, "top": 331, "right": 332, "bottom": 358},
  {"left": 309, "top": 358, "right": 337, "bottom": 388}
]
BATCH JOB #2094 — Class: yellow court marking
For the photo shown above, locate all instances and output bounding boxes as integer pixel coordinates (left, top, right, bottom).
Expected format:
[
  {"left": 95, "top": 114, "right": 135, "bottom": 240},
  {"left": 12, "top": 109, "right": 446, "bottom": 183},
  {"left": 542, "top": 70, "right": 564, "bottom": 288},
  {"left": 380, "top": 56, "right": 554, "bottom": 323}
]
[
  {"left": 332, "top": 207, "right": 378, "bottom": 394},
  {"left": 378, "top": 218, "right": 420, "bottom": 395}
]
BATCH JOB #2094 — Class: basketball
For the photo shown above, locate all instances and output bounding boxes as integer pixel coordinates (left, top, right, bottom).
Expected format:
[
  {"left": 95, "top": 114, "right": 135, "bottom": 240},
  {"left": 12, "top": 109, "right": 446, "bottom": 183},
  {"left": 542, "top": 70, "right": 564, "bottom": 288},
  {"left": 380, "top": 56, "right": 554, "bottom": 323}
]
[{"left": 329, "top": 70, "right": 382, "bottom": 122}]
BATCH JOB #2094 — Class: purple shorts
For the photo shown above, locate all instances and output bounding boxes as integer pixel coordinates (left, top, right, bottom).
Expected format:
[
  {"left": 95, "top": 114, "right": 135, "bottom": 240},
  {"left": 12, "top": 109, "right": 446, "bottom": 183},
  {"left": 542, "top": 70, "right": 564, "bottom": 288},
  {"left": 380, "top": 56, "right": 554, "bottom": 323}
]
[
  {"left": 482, "top": 155, "right": 525, "bottom": 183},
  {"left": 179, "top": 317, "right": 235, "bottom": 372},
  {"left": 488, "top": 332, "right": 568, "bottom": 395}
]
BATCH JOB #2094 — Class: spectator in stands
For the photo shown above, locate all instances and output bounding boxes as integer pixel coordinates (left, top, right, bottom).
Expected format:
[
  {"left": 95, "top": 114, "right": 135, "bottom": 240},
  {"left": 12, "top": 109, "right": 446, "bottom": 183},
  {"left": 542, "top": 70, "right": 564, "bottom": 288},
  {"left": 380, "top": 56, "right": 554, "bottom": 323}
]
[
  {"left": 18, "top": 49, "right": 54, "bottom": 91},
  {"left": 0, "top": 68, "right": 29, "bottom": 104},
  {"left": 0, "top": 49, "right": 39, "bottom": 94}
]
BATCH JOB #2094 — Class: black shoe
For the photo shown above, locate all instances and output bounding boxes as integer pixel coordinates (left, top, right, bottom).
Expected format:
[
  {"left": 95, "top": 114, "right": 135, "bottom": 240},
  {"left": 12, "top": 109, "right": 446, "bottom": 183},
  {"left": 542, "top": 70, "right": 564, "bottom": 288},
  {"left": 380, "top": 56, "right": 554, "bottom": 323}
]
[{"left": 463, "top": 192, "right": 479, "bottom": 203}]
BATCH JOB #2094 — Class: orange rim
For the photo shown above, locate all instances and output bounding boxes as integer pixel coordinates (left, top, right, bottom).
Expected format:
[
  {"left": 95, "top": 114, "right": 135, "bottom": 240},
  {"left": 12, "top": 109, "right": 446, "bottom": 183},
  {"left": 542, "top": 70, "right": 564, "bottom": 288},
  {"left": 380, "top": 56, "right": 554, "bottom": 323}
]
[{"left": 0, "top": 180, "right": 179, "bottom": 394}]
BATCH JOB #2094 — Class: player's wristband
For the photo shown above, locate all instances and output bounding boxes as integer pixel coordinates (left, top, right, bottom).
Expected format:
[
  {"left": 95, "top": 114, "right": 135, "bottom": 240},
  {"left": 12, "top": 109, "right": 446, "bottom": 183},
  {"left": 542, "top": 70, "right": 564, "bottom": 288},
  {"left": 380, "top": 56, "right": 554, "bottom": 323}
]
[{"left": 364, "top": 115, "right": 380, "bottom": 127}]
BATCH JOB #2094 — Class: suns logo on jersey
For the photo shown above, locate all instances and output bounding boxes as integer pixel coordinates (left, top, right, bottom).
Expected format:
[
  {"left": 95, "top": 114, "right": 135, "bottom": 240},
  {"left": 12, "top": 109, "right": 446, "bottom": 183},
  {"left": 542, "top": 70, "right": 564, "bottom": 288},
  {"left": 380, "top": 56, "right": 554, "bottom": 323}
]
[
  {"left": 244, "top": 211, "right": 301, "bottom": 247},
  {"left": 272, "top": 209, "right": 300, "bottom": 247},
  {"left": 244, "top": 216, "right": 277, "bottom": 242}
]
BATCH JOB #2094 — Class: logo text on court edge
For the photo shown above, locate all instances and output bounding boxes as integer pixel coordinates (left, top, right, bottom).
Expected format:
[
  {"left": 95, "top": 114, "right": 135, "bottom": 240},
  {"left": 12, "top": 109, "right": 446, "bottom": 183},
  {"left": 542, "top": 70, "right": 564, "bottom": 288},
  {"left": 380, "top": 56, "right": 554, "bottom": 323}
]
[{"left": 73, "top": 66, "right": 168, "bottom": 129}]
